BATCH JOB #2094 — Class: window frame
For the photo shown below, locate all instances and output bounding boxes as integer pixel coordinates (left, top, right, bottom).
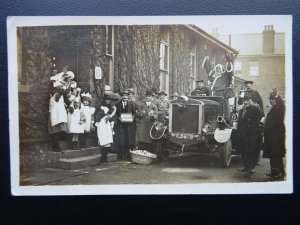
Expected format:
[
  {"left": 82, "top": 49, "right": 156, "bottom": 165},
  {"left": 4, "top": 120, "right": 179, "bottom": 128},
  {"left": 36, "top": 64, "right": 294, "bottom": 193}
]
[{"left": 249, "top": 61, "right": 259, "bottom": 76}]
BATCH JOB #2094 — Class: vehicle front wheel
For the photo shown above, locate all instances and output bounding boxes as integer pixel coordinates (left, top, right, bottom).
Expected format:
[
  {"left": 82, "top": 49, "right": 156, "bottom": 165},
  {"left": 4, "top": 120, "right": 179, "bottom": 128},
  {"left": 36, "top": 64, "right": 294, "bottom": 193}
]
[{"left": 218, "top": 139, "right": 232, "bottom": 167}]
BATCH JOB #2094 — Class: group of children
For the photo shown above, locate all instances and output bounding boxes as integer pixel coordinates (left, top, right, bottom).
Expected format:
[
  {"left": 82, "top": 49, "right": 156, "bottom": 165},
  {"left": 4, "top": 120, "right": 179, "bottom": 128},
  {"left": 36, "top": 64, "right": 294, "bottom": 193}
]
[{"left": 49, "top": 70, "right": 95, "bottom": 151}]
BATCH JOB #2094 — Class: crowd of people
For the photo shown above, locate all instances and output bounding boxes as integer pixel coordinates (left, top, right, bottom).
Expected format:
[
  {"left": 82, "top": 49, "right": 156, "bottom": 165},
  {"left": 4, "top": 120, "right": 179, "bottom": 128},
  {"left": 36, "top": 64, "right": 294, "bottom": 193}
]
[
  {"left": 48, "top": 69, "right": 286, "bottom": 180},
  {"left": 48, "top": 70, "right": 170, "bottom": 165}
]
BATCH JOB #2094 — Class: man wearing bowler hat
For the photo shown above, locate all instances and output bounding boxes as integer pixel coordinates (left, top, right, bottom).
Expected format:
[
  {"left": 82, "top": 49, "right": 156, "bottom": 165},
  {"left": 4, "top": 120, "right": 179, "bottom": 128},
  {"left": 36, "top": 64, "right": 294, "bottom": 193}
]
[
  {"left": 191, "top": 80, "right": 210, "bottom": 96},
  {"left": 115, "top": 90, "right": 136, "bottom": 160},
  {"left": 239, "top": 80, "right": 264, "bottom": 116}
]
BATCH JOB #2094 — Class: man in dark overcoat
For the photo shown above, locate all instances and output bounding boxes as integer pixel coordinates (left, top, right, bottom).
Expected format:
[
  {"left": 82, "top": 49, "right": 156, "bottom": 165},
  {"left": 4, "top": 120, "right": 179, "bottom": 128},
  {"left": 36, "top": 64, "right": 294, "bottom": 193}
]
[
  {"left": 115, "top": 90, "right": 136, "bottom": 160},
  {"left": 263, "top": 92, "right": 286, "bottom": 180},
  {"left": 236, "top": 92, "right": 264, "bottom": 174}
]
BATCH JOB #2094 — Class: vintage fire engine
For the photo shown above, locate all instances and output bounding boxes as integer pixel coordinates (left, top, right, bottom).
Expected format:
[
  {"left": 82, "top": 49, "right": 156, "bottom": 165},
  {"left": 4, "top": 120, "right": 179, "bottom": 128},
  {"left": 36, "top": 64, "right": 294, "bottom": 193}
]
[{"left": 150, "top": 94, "right": 238, "bottom": 167}]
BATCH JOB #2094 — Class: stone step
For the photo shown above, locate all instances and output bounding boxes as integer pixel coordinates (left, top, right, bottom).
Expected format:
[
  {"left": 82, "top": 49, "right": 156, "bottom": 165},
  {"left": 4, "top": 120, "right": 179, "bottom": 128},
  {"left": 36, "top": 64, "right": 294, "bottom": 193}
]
[
  {"left": 48, "top": 153, "right": 117, "bottom": 170},
  {"left": 60, "top": 146, "right": 100, "bottom": 159},
  {"left": 58, "top": 138, "right": 98, "bottom": 150},
  {"left": 59, "top": 154, "right": 101, "bottom": 170}
]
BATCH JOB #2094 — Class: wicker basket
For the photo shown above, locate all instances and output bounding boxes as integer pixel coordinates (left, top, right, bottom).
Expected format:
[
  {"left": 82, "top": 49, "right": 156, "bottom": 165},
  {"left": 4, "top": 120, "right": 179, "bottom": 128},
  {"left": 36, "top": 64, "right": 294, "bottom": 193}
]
[{"left": 130, "top": 151, "right": 156, "bottom": 165}]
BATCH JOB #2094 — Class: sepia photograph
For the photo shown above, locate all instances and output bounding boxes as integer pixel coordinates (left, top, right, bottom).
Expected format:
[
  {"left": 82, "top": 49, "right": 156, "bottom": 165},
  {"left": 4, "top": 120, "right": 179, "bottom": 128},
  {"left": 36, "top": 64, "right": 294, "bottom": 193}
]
[{"left": 7, "top": 16, "right": 293, "bottom": 195}]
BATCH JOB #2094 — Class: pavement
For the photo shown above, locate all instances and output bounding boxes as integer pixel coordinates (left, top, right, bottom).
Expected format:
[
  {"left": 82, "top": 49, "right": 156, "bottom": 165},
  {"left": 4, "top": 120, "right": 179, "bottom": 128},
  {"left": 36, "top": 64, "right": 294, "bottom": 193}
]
[
  {"left": 19, "top": 152, "right": 285, "bottom": 186},
  {"left": 20, "top": 161, "right": 132, "bottom": 186}
]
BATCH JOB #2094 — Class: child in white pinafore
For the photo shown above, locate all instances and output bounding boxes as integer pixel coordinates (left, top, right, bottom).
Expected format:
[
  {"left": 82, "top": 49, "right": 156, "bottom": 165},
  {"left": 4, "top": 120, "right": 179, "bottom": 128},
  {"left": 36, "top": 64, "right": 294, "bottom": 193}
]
[
  {"left": 95, "top": 105, "right": 116, "bottom": 165},
  {"left": 79, "top": 92, "right": 95, "bottom": 147},
  {"left": 67, "top": 97, "right": 86, "bottom": 149}
]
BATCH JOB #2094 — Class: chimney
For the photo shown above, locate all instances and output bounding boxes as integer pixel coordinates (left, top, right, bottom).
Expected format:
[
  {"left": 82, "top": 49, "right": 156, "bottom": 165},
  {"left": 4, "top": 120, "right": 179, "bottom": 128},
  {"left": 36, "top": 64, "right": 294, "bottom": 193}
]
[
  {"left": 263, "top": 24, "right": 275, "bottom": 53},
  {"left": 211, "top": 27, "right": 220, "bottom": 39}
]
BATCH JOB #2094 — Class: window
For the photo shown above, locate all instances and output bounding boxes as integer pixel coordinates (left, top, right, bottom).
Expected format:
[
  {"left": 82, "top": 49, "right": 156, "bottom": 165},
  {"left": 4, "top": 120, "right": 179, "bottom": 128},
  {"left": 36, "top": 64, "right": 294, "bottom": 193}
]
[
  {"left": 189, "top": 52, "right": 196, "bottom": 92},
  {"left": 249, "top": 61, "right": 259, "bottom": 76},
  {"left": 189, "top": 53, "right": 196, "bottom": 78},
  {"left": 159, "top": 41, "right": 169, "bottom": 71},
  {"left": 234, "top": 60, "right": 242, "bottom": 71}
]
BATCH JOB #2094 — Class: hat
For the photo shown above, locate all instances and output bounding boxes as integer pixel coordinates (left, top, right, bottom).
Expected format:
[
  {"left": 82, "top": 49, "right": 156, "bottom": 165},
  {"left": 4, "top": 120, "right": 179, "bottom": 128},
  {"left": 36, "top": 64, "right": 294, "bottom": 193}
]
[
  {"left": 244, "top": 80, "right": 254, "bottom": 85},
  {"left": 244, "top": 92, "right": 252, "bottom": 100},
  {"left": 127, "top": 88, "right": 135, "bottom": 94},
  {"left": 120, "top": 90, "right": 129, "bottom": 96},
  {"left": 145, "top": 90, "right": 154, "bottom": 96},
  {"left": 150, "top": 88, "right": 158, "bottom": 95},
  {"left": 63, "top": 71, "right": 75, "bottom": 80},
  {"left": 81, "top": 92, "right": 92, "bottom": 102},
  {"left": 171, "top": 92, "right": 179, "bottom": 97},
  {"left": 196, "top": 80, "right": 204, "bottom": 83},
  {"left": 158, "top": 91, "right": 167, "bottom": 96},
  {"left": 104, "top": 92, "right": 121, "bottom": 100},
  {"left": 104, "top": 85, "right": 113, "bottom": 93},
  {"left": 269, "top": 92, "right": 276, "bottom": 100}
]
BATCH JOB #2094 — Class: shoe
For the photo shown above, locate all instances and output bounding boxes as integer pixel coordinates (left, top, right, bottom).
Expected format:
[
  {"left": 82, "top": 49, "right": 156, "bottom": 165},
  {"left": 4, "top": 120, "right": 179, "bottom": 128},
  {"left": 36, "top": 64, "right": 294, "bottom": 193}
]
[
  {"left": 270, "top": 173, "right": 285, "bottom": 181},
  {"left": 266, "top": 172, "right": 273, "bottom": 176},
  {"left": 237, "top": 167, "right": 248, "bottom": 173},
  {"left": 249, "top": 168, "right": 255, "bottom": 174}
]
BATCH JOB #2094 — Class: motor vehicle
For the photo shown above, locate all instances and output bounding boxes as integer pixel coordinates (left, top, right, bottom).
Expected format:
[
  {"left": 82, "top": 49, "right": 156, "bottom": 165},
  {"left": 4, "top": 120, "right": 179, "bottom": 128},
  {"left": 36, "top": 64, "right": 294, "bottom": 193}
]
[{"left": 151, "top": 95, "right": 238, "bottom": 167}]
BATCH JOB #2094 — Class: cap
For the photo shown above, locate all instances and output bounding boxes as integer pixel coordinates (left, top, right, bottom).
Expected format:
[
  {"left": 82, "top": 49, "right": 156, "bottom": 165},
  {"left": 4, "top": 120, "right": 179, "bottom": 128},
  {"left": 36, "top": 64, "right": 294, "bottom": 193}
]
[
  {"left": 196, "top": 80, "right": 204, "bottom": 83},
  {"left": 171, "top": 92, "right": 179, "bottom": 97},
  {"left": 145, "top": 90, "right": 154, "bottom": 96},
  {"left": 244, "top": 80, "right": 254, "bottom": 85},
  {"left": 104, "top": 92, "right": 121, "bottom": 100},
  {"left": 158, "top": 91, "right": 167, "bottom": 96},
  {"left": 127, "top": 88, "right": 135, "bottom": 94},
  {"left": 120, "top": 90, "right": 129, "bottom": 96}
]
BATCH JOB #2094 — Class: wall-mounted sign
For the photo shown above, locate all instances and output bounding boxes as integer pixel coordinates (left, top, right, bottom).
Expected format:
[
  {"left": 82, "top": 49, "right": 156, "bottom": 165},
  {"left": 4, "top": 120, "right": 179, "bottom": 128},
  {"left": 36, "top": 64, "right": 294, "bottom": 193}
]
[{"left": 95, "top": 66, "right": 102, "bottom": 79}]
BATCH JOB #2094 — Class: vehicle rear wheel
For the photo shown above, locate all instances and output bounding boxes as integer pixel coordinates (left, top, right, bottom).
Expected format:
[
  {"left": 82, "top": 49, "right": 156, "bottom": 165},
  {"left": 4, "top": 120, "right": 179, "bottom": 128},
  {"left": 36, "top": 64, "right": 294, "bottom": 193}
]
[{"left": 218, "top": 139, "right": 232, "bottom": 167}]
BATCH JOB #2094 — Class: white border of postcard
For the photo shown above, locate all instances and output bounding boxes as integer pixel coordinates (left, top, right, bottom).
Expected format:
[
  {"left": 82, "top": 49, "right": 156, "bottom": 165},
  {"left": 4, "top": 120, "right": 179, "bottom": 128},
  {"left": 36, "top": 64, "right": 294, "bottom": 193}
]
[{"left": 8, "top": 15, "right": 293, "bottom": 195}]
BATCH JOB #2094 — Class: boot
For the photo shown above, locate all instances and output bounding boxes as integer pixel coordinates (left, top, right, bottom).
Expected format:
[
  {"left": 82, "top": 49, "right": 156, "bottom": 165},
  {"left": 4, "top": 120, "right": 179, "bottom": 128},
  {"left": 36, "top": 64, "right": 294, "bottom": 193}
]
[
  {"left": 51, "top": 134, "right": 60, "bottom": 152},
  {"left": 100, "top": 147, "right": 109, "bottom": 165},
  {"left": 71, "top": 141, "right": 77, "bottom": 150}
]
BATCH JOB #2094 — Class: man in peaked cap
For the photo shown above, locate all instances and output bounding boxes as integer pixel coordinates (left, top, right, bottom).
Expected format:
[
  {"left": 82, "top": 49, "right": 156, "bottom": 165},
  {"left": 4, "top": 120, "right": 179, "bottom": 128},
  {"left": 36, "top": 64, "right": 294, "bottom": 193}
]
[
  {"left": 236, "top": 91, "right": 264, "bottom": 175},
  {"left": 191, "top": 80, "right": 210, "bottom": 96},
  {"left": 115, "top": 90, "right": 136, "bottom": 160},
  {"left": 238, "top": 80, "right": 264, "bottom": 116}
]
